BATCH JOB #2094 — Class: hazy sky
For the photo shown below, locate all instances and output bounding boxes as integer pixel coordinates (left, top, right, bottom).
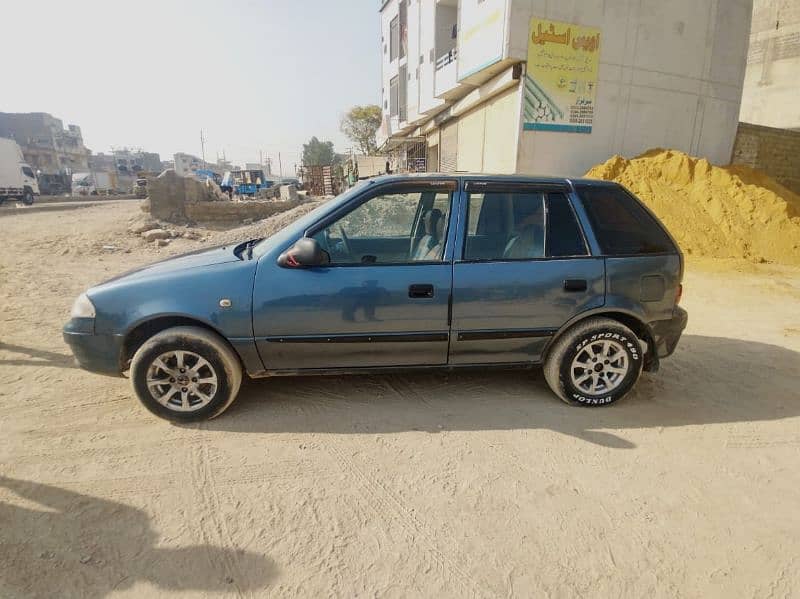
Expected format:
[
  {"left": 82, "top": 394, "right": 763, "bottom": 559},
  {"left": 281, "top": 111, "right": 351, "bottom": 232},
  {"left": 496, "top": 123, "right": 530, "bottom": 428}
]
[{"left": 3, "top": 0, "right": 381, "bottom": 172}]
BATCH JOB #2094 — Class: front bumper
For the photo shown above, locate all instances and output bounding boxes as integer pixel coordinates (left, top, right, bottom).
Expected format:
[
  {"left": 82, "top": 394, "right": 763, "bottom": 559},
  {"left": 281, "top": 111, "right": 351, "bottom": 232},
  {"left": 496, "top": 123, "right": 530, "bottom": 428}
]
[
  {"left": 63, "top": 318, "right": 125, "bottom": 377},
  {"left": 650, "top": 306, "right": 688, "bottom": 359}
]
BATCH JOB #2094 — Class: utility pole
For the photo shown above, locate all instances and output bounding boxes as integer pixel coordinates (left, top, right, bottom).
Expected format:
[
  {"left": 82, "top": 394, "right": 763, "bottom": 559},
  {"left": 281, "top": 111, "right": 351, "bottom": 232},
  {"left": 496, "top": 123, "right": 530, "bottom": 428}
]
[
  {"left": 278, "top": 152, "right": 283, "bottom": 178},
  {"left": 200, "top": 129, "right": 207, "bottom": 168}
]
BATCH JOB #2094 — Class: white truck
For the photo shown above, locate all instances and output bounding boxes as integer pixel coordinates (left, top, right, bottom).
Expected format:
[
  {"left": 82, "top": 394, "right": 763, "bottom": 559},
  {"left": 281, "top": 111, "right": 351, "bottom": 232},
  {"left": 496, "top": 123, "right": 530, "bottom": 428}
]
[
  {"left": 0, "top": 137, "right": 39, "bottom": 205},
  {"left": 72, "top": 171, "right": 118, "bottom": 196}
]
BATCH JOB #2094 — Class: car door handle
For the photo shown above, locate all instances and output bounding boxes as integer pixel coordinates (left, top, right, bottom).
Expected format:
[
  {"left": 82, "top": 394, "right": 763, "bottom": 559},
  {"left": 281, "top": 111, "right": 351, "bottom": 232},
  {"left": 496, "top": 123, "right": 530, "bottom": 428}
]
[
  {"left": 563, "top": 279, "right": 588, "bottom": 292},
  {"left": 409, "top": 284, "right": 434, "bottom": 298}
]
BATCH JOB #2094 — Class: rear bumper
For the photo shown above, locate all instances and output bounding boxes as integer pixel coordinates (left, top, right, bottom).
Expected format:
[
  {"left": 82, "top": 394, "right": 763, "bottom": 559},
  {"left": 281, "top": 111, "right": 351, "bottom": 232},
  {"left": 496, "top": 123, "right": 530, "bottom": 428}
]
[
  {"left": 651, "top": 306, "right": 688, "bottom": 359},
  {"left": 63, "top": 319, "right": 124, "bottom": 377}
]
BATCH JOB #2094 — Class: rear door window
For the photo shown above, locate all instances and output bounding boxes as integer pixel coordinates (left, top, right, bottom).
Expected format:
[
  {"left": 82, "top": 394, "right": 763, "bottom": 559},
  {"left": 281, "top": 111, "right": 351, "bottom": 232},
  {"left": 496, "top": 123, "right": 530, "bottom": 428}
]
[
  {"left": 463, "top": 187, "right": 587, "bottom": 260},
  {"left": 576, "top": 184, "right": 675, "bottom": 255},
  {"left": 546, "top": 192, "right": 588, "bottom": 257}
]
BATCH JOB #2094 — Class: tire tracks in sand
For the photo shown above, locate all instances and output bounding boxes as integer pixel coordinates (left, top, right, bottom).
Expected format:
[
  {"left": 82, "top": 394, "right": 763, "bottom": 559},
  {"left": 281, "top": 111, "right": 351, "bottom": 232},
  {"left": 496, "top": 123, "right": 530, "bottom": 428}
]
[
  {"left": 187, "top": 423, "right": 250, "bottom": 597},
  {"left": 322, "top": 436, "right": 502, "bottom": 599}
]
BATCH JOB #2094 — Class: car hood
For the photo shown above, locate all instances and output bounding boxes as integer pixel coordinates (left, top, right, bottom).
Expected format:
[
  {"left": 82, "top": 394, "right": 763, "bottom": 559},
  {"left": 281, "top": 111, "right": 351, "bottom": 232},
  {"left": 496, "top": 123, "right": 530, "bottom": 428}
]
[{"left": 94, "top": 243, "right": 243, "bottom": 287}]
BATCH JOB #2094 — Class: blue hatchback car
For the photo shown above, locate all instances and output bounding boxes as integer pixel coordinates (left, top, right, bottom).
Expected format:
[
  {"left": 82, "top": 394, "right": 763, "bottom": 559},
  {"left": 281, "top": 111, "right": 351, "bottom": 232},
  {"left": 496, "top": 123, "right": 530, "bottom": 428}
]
[{"left": 64, "top": 174, "right": 687, "bottom": 421}]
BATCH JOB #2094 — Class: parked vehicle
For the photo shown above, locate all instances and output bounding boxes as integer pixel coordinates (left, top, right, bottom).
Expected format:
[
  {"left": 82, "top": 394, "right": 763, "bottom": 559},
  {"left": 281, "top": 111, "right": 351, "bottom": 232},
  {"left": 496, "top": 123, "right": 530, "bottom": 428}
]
[
  {"left": 71, "top": 173, "right": 96, "bottom": 196},
  {"left": 133, "top": 178, "right": 148, "bottom": 198},
  {"left": 64, "top": 174, "right": 687, "bottom": 421},
  {"left": 193, "top": 169, "right": 222, "bottom": 185},
  {"left": 0, "top": 137, "right": 39, "bottom": 205},
  {"left": 72, "top": 171, "right": 117, "bottom": 196},
  {"left": 37, "top": 173, "right": 71, "bottom": 196},
  {"left": 223, "top": 169, "right": 274, "bottom": 197}
]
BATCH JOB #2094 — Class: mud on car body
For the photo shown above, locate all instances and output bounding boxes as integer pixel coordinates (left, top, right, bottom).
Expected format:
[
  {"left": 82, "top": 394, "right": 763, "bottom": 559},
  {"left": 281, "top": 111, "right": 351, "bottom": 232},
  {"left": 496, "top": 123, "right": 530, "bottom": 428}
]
[{"left": 64, "top": 174, "right": 687, "bottom": 421}]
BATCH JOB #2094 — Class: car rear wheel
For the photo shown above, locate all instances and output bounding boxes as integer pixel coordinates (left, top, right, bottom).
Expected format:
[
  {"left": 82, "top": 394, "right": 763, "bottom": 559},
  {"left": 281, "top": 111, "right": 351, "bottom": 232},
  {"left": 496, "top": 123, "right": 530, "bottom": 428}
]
[
  {"left": 130, "top": 326, "right": 242, "bottom": 421},
  {"left": 543, "top": 318, "right": 643, "bottom": 406}
]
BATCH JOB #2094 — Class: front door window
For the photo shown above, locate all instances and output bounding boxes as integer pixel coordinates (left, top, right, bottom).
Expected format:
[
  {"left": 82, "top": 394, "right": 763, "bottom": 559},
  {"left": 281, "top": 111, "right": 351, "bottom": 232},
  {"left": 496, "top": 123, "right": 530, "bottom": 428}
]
[{"left": 312, "top": 188, "right": 452, "bottom": 265}]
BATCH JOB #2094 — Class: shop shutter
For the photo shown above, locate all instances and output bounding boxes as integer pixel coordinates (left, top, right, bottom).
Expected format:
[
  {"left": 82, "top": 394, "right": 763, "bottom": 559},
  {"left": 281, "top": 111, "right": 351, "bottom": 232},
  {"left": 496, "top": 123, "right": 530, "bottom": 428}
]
[{"left": 440, "top": 121, "right": 458, "bottom": 173}]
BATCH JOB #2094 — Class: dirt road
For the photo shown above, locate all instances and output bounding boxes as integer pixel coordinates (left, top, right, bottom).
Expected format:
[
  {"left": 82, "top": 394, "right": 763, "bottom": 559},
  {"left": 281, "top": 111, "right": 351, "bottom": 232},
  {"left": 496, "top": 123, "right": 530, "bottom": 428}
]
[{"left": 1, "top": 202, "right": 799, "bottom": 598}]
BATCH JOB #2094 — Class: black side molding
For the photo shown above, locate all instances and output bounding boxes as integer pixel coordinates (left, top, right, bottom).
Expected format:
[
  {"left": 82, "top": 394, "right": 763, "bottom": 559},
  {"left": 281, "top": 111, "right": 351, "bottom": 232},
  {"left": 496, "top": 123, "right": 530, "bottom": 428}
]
[
  {"left": 457, "top": 328, "right": 557, "bottom": 341},
  {"left": 264, "top": 332, "right": 448, "bottom": 343}
]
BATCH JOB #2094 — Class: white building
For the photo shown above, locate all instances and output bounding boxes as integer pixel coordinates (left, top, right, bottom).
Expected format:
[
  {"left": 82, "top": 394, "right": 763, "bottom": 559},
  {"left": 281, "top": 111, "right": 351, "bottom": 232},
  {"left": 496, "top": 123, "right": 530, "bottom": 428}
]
[
  {"left": 739, "top": 0, "right": 800, "bottom": 129},
  {"left": 378, "top": 0, "right": 753, "bottom": 176},
  {"left": 173, "top": 152, "right": 204, "bottom": 177}
]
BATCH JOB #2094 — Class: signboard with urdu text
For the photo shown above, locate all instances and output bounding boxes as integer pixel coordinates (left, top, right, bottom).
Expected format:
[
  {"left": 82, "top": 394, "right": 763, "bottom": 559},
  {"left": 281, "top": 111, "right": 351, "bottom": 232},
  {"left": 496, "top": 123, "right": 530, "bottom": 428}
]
[{"left": 523, "top": 18, "right": 601, "bottom": 133}]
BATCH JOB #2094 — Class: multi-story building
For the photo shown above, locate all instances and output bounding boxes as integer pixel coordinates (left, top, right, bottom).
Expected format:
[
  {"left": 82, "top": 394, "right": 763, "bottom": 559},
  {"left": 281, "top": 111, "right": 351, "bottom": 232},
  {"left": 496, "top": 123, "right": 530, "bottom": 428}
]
[
  {"left": 377, "top": 0, "right": 753, "bottom": 176},
  {"left": 0, "top": 112, "right": 90, "bottom": 174}
]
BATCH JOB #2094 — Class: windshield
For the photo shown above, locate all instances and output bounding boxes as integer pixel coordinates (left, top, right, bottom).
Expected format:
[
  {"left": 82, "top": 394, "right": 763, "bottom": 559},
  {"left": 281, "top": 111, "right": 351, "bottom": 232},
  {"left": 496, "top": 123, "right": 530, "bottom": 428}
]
[{"left": 251, "top": 180, "right": 371, "bottom": 258}]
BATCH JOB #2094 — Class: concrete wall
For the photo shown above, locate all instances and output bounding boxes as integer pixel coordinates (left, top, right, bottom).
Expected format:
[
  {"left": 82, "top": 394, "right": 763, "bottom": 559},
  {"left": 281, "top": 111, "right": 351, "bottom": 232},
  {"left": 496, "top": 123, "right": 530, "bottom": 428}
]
[
  {"left": 185, "top": 200, "right": 304, "bottom": 228},
  {"left": 455, "top": 85, "right": 521, "bottom": 173},
  {"left": 731, "top": 122, "right": 800, "bottom": 194},
  {"left": 739, "top": 0, "right": 800, "bottom": 129},
  {"left": 148, "top": 169, "right": 304, "bottom": 226},
  {"left": 510, "top": 0, "right": 753, "bottom": 176}
]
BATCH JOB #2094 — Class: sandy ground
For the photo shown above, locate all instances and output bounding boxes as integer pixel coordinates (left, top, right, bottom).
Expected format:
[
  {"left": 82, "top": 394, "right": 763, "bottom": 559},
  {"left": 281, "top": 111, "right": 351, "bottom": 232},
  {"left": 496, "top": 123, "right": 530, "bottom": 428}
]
[{"left": 1, "top": 201, "right": 799, "bottom": 598}]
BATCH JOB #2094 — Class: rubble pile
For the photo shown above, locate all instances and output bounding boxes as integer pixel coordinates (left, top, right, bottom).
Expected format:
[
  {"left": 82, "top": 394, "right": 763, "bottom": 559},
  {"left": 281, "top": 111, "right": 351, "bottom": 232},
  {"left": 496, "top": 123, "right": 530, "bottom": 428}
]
[{"left": 127, "top": 214, "right": 207, "bottom": 247}]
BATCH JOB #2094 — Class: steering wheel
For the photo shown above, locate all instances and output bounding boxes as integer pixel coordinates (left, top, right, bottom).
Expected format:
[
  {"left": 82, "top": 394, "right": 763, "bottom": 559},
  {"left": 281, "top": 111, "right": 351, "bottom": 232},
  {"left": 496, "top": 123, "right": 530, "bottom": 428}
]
[{"left": 338, "top": 225, "right": 353, "bottom": 260}]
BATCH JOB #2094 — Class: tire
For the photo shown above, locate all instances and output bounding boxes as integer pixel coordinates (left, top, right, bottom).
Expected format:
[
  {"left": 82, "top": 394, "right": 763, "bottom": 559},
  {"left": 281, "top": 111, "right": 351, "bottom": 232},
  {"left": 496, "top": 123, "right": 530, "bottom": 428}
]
[
  {"left": 543, "top": 318, "right": 643, "bottom": 407},
  {"left": 130, "top": 326, "right": 243, "bottom": 421},
  {"left": 22, "top": 189, "right": 34, "bottom": 206}
]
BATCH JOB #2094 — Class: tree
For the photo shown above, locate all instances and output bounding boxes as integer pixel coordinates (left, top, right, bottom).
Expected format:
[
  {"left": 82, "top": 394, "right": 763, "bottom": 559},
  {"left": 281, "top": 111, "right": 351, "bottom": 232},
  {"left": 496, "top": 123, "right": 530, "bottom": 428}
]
[
  {"left": 340, "top": 105, "right": 382, "bottom": 155},
  {"left": 302, "top": 136, "right": 336, "bottom": 166}
]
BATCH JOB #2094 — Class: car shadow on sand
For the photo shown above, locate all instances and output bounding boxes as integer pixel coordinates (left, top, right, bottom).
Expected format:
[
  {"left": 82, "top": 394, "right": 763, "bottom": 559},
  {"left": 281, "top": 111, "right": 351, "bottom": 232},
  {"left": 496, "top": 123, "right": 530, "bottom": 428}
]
[
  {"left": 0, "top": 476, "right": 276, "bottom": 598},
  {"left": 203, "top": 335, "right": 800, "bottom": 449},
  {"left": 0, "top": 342, "right": 77, "bottom": 369}
]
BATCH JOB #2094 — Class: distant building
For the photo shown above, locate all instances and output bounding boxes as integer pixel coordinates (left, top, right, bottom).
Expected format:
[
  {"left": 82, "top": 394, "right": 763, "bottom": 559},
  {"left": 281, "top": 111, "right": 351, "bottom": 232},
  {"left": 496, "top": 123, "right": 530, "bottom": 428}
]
[
  {"left": 215, "top": 158, "right": 234, "bottom": 173},
  {"left": 377, "top": 0, "right": 753, "bottom": 175},
  {"left": 739, "top": 0, "right": 800, "bottom": 130},
  {"left": 0, "top": 111, "right": 90, "bottom": 174},
  {"left": 88, "top": 152, "right": 116, "bottom": 173},
  {"left": 111, "top": 148, "right": 162, "bottom": 175},
  {"left": 174, "top": 152, "right": 204, "bottom": 177}
]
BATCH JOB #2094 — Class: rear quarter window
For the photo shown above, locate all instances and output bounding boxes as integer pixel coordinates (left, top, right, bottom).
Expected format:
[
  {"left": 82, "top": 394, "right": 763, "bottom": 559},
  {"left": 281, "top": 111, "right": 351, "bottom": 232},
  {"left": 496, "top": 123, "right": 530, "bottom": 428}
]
[{"left": 576, "top": 184, "right": 676, "bottom": 255}]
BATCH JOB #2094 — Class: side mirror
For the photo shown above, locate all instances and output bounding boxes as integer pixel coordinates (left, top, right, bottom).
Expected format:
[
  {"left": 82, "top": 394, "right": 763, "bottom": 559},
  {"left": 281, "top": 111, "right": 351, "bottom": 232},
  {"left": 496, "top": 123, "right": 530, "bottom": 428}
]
[{"left": 277, "top": 237, "right": 330, "bottom": 268}]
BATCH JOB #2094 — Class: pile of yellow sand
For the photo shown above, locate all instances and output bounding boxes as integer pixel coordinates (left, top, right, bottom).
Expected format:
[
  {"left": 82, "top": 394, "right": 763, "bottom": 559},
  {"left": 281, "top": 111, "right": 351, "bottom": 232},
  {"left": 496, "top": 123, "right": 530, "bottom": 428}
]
[{"left": 584, "top": 149, "right": 800, "bottom": 265}]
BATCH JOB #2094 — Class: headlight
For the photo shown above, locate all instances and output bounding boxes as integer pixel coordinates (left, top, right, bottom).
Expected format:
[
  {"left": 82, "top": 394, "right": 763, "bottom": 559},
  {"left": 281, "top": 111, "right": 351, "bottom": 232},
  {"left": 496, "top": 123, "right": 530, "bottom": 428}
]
[{"left": 71, "top": 293, "right": 96, "bottom": 318}]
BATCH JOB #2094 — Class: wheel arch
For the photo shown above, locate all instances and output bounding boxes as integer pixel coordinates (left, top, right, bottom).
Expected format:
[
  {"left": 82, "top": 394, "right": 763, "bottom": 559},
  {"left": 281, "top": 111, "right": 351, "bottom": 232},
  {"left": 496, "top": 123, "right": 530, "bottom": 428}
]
[
  {"left": 120, "top": 314, "right": 242, "bottom": 371},
  {"left": 543, "top": 308, "right": 658, "bottom": 371}
]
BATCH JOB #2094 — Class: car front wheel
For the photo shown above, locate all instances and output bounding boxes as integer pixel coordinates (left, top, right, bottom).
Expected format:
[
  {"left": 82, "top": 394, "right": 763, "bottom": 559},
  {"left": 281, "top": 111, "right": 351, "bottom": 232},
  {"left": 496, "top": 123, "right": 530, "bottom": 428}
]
[
  {"left": 543, "top": 318, "right": 643, "bottom": 406},
  {"left": 130, "top": 326, "right": 243, "bottom": 421}
]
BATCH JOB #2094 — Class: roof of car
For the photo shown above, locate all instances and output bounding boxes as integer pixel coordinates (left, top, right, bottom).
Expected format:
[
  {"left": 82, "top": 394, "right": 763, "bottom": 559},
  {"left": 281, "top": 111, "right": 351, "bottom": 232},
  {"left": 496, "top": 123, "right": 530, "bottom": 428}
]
[{"left": 366, "top": 172, "right": 617, "bottom": 186}]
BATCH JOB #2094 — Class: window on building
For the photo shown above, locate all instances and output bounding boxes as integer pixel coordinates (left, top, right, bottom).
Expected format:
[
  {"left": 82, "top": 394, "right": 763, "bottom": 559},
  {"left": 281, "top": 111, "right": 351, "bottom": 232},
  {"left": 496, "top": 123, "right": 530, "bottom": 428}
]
[
  {"left": 389, "top": 76, "right": 399, "bottom": 117},
  {"left": 398, "top": 65, "right": 407, "bottom": 122},
  {"left": 575, "top": 184, "right": 676, "bottom": 255},
  {"left": 390, "top": 16, "right": 399, "bottom": 61},
  {"left": 399, "top": 1, "right": 407, "bottom": 59}
]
